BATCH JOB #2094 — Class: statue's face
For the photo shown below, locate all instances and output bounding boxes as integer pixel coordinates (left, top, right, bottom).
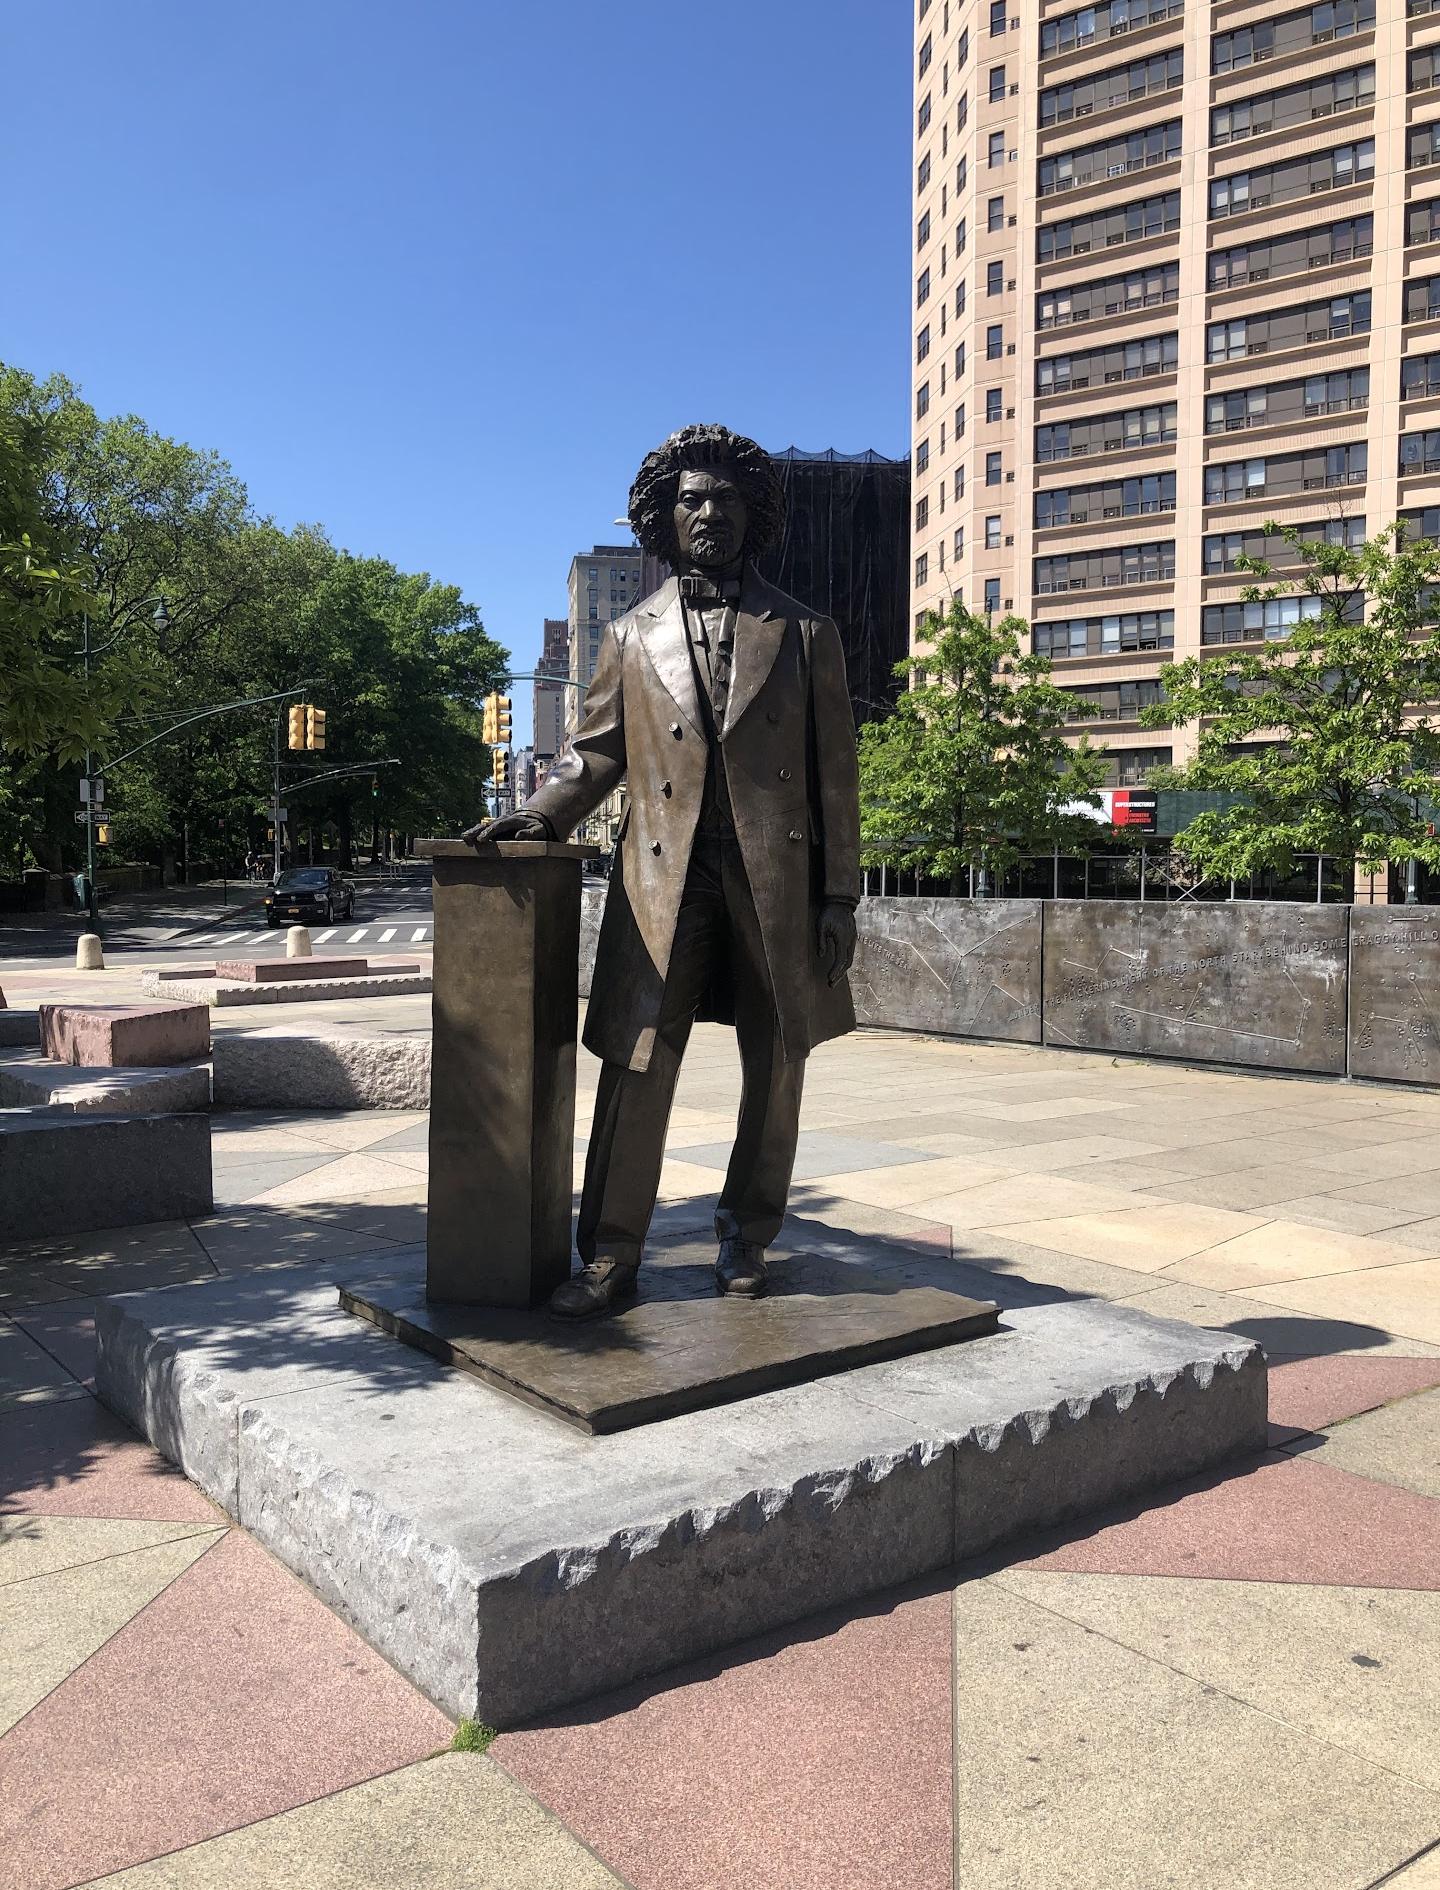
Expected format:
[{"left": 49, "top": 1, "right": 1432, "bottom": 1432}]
[{"left": 673, "top": 469, "right": 748, "bottom": 570}]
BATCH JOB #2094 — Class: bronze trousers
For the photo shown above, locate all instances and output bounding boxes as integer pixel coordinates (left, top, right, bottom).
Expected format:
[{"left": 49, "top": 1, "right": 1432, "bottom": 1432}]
[{"left": 576, "top": 835, "right": 806, "bottom": 1266}]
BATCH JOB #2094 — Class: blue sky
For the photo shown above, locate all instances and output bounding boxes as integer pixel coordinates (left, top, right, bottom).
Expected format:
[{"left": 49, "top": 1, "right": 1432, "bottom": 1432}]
[{"left": 4, "top": 1, "right": 912, "bottom": 740}]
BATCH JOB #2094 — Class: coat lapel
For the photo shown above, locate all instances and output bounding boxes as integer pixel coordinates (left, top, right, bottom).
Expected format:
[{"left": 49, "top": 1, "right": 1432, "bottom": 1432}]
[
  {"left": 721, "top": 571, "right": 788, "bottom": 741},
  {"left": 634, "top": 580, "right": 702, "bottom": 737}
]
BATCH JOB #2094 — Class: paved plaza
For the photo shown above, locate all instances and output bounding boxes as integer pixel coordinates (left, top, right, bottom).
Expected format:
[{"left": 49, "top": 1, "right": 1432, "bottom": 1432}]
[{"left": 3, "top": 1011, "right": 1440, "bottom": 1887}]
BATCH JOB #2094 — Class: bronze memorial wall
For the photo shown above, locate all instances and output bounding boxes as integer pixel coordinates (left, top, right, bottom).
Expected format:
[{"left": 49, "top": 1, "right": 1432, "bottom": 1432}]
[{"left": 576, "top": 890, "right": 1440, "bottom": 1086}]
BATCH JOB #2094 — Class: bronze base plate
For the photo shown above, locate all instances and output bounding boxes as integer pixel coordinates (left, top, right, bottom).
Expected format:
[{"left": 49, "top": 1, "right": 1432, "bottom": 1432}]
[{"left": 342, "top": 1240, "right": 1001, "bottom": 1434}]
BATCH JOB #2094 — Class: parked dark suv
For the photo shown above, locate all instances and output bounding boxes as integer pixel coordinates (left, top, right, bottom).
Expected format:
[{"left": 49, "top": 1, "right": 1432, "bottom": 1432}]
[{"left": 264, "top": 867, "right": 356, "bottom": 926}]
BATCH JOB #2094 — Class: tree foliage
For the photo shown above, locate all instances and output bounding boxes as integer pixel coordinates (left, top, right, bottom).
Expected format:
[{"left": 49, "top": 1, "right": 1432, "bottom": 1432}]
[
  {"left": 1149, "top": 522, "right": 1440, "bottom": 879},
  {"left": 0, "top": 361, "right": 510, "bottom": 876},
  {"left": 857, "top": 598, "right": 1108, "bottom": 894}
]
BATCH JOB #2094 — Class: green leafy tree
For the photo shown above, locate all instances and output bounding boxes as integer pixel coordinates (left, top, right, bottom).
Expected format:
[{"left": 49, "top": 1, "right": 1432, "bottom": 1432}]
[
  {"left": 857, "top": 597, "right": 1108, "bottom": 894},
  {"left": 1148, "top": 522, "right": 1440, "bottom": 880}
]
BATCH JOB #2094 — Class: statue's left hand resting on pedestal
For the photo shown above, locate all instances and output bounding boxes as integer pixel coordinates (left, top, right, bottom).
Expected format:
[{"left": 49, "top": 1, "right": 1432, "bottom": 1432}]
[
  {"left": 461, "top": 812, "right": 556, "bottom": 847},
  {"left": 816, "top": 901, "right": 857, "bottom": 988}
]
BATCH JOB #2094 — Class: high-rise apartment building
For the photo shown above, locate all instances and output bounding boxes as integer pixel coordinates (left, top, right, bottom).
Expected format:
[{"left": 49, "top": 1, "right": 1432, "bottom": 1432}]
[
  {"left": 910, "top": 0, "right": 1428, "bottom": 786},
  {"left": 533, "top": 617, "right": 569, "bottom": 764},
  {"left": 566, "top": 544, "right": 645, "bottom": 739}
]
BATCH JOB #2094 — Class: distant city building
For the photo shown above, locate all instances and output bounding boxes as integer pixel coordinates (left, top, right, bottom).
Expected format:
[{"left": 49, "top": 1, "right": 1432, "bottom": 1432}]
[
  {"left": 759, "top": 448, "right": 911, "bottom": 727},
  {"left": 565, "top": 544, "right": 644, "bottom": 843},
  {"left": 533, "top": 617, "right": 569, "bottom": 763},
  {"left": 512, "top": 744, "right": 538, "bottom": 802}
]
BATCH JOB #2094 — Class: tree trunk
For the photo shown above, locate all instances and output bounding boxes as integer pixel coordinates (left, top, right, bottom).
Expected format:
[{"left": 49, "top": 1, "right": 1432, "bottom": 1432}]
[{"left": 337, "top": 802, "right": 353, "bottom": 871}]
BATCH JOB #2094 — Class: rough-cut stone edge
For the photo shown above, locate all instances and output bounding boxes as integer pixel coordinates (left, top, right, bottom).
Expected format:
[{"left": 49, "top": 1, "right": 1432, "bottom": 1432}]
[
  {"left": 140, "top": 970, "right": 431, "bottom": 1006},
  {"left": 0, "top": 1012, "right": 41, "bottom": 1049},
  {"left": 211, "top": 1033, "right": 430, "bottom": 1109},
  {"left": 0, "top": 1057, "right": 211, "bottom": 1115},
  {"left": 0, "top": 1111, "right": 213, "bottom": 1239},
  {"left": 96, "top": 1276, "right": 1265, "bottom": 1727}
]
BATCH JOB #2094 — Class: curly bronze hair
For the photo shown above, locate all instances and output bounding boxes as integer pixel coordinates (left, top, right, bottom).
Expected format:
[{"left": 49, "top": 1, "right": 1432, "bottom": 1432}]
[{"left": 628, "top": 424, "right": 785, "bottom": 563}]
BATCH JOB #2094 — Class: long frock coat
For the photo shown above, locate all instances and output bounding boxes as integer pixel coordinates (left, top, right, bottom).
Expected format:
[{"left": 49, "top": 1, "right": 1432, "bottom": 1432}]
[{"left": 524, "top": 566, "right": 862, "bottom": 1075}]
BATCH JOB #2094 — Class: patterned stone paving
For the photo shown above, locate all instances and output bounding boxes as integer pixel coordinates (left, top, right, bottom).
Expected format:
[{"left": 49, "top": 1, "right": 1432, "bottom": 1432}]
[{"left": 2, "top": 1024, "right": 1440, "bottom": 1887}]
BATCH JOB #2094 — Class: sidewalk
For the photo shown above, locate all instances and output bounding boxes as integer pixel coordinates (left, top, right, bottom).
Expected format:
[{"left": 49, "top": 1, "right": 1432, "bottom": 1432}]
[{"left": 2, "top": 1030, "right": 1439, "bottom": 1887}]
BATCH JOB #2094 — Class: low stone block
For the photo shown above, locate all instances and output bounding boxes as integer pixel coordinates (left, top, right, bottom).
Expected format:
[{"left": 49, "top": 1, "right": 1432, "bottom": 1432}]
[
  {"left": 211, "top": 1030, "right": 430, "bottom": 1109},
  {"left": 213, "top": 957, "right": 417, "bottom": 983},
  {"left": 0, "top": 1011, "right": 40, "bottom": 1049},
  {"left": 95, "top": 1251, "right": 1265, "bottom": 1729},
  {"left": 0, "top": 1111, "right": 212, "bottom": 1240},
  {"left": 39, "top": 1002, "right": 210, "bottom": 1067},
  {"left": 141, "top": 969, "right": 431, "bottom": 1006},
  {"left": 0, "top": 1054, "right": 210, "bottom": 1115}
]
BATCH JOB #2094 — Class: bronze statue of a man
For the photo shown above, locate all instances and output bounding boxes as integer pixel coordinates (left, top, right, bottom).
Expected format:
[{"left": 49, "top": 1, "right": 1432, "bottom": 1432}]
[{"left": 470, "top": 425, "right": 860, "bottom": 1318}]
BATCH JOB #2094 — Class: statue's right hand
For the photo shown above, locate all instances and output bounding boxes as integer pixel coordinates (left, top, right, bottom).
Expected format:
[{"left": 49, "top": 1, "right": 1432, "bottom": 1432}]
[{"left": 462, "top": 812, "right": 554, "bottom": 848}]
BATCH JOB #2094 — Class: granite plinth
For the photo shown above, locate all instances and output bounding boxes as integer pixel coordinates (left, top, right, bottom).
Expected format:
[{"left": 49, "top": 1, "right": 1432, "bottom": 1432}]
[
  {"left": 211, "top": 1029, "right": 430, "bottom": 1109},
  {"left": 342, "top": 1240, "right": 1001, "bottom": 1433},
  {"left": 212, "top": 956, "right": 411, "bottom": 983},
  {"left": 0, "top": 1111, "right": 212, "bottom": 1239},
  {"left": 1348, "top": 908, "right": 1440, "bottom": 1084},
  {"left": 39, "top": 1001, "right": 210, "bottom": 1067},
  {"left": 95, "top": 1243, "right": 1266, "bottom": 1729},
  {"left": 140, "top": 968, "right": 431, "bottom": 1006}
]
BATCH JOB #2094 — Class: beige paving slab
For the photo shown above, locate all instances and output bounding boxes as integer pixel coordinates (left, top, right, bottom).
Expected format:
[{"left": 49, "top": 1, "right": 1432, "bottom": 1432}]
[
  {"left": 1332, "top": 1171, "right": 1440, "bottom": 1220},
  {"left": 997, "top": 1570, "right": 1440, "bottom": 1791},
  {"left": 1113, "top": 1278, "right": 1440, "bottom": 1358},
  {"left": 1146, "top": 1163, "right": 1358, "bottom": 1214},
  {"left": 958, "top": 1095, "right": 1135, "bottom": 1122},
  {"left": 1289, "top": 1387, "right": 1440, "bottom": 1500},
  {"left": 808, "top": 1157, "right": 1016, "bottom": 1209},
  {"left": 300, "top": 1193, "right": 428, "bottom": 1243},
  {"left": 0, "top": 1533, "right": 221, "bottom": 1735},
  {"left": 655, "top": 1158, "right": 726, "bottom": 1201},
  {"left": 0, "top": 1318, "right": 78, "bottom": 1406},
  {"left": 953, "top": 1578, "right": 1440, "bottom": 1890},
  {"left": 938, "top": 1134, "right": 1167, "bottom": 1178},
  {"left": 0, "top": 1271, "right": 79, "bottom": 1312},
  {"left": 209, "top": 1126, "right": 353, "bottom": 1156},
  {"left": 1302, "top": 1138, "right": 1440, "bottom": 1185},
  {"left": 1386, "top": 1216, "right": 1440, "bottom": 1255},
  {"left": 189, "top": 1211, "right": 404, "bottom": 1271},
  {"left": 1245, "top": 1258, "right": 1440, "bottom": 1349},
  {"left": 87, "top": 1752, "right": 624, "bottom": 1888},
  {"left": 0, "top": 1514, "right": 224, "bottom": 1588},
  {"left": 1, "top": 1221, "right": 212, "bottom": 1279},
  {"left": 947, "top": 1233, "right": 1154, "bottom": 1302},
  {"left": 1258, "top": 1195, "right": 1435, "bottom": 1237},
  {"left": 247, "top": 1153, "right": 427, "bottom": 1208},
  {"left": 908, "top": 1173, "right": 1164, "bottom": 1232},
  {"left": 262, "top": 1112, "right": 430, "bottom": 1154},
  {"left": 984, "top": 1201, "right": 1268, "bottom": 1274},
  {"left": 1379, "top": 1844, "right": 1440, "bottom": 1887},
  {"left": 1167, "top": 1221, "right": 1432, "bottom": 1293}
]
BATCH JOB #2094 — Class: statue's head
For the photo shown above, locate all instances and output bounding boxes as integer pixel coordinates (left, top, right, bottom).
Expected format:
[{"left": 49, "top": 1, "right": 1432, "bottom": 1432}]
[{"left": 628, "top": 424, "right": 785, "bottom": 573}]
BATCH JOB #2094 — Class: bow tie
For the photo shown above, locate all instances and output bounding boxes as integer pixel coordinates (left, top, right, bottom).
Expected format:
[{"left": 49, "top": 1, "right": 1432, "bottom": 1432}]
[{"left": 679, "top": 573, "right": 741, "bottom": 606}]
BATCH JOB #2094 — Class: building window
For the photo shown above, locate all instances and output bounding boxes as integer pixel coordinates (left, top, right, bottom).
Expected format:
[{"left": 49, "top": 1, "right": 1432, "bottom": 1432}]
[
  {"left": 954, "top": 465, "right": 966, "bottom": 499},
  {"left": 990, "top": 0, "right": 1008, "bottom": 32},
  {"left": 958, "top": 24, "right": 970, "bottom": 65},
  {"left": 986, "top": 450, "right": 1002, "bottom": 485},
  {"left": 917, "top": 437, "right": 931, "bottom": 473},
  {"left": 988, "top": 131, "right": 1005, "bottom": 167},
  {"left": 1043, "top": 50, "right": 1185, "bottom": 127},
  {"left": 954, "top": 341, "right": 966, "bottom": 375},
  {"left": 588, "top": 606, "right": 598, "bottom": 621},
  {"left": 917, "top": 268, "right": 931, "bottom": 307},
  {"left": 986, "top": 323, "right": 1003, "bottom": 359},
  {"left": 951, "top": 526, "right": 963, "bottom": 558},
  {"left": 987, "top": 261, "right": 1004, "bottom": 295},
  {"left": 958, "top": 92, "right": 969, "bottom": 130},
  {"left": 916, "top": 494, "right": 930, "bottom": 530},
  {"left": 917, "top": 324, "right": 931, "bottom": 363},
  {"left": 918, "top": 152, "right": 931, "bottom": 192},
  {"left": 984, "top": 578, "right": 1002, "bottom": 613},
  {"left": 955, "top": 402, "right": 967, "bottom": 435},
  {"left": 916, "top": 553, "right": 930, "bottom": 585},
  {"left": 919, "top": 33, "right": 933, "bottom": 76},
  {"left": 988, "top": 195, "right": 1005, "bottom": 231},
  {"left": 1034, "top": 611, "right": 1175, "bottom": 657},
  {"left": 918, "top": 93, "right": 932, "bottom": 133},
  {"left": 917, "top": 211, "right": 931, "bottom": 250},
  {"left": 917, "top": 381, "right": 931, "bottom": 418},
  {"left": 956, "top": 154, "right": 968, "bottom": 191},
  {"left": 986, "top": 388, "right": 1003, "bottom": 421},
  {"left": 985, "top": 515, "right": 1002, "bottom": 549},
  {"left": 955, "top": 281, "right": 967, "bottom": 316},
  {"left": 989, "top": 66, "right": 1006, "bottom": 101},
  {"left": 955, "top": 216, "right": 968, "bottom": 253}
]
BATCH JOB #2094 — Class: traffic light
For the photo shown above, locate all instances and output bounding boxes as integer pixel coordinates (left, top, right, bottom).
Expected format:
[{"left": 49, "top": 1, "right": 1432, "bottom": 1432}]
[
  {"left": 371, "top": 775, "right": 379, "bottom": 800},
  {"left": 481, "top": 692, "right": 513, "bottom": 743},
  {"left": 306, "top": 706, "right": 327, "bottom": 750},
  {"left": 492, "top": 749, "right": 510, "bottom": 790},
  {"left": 287, "top": 705, "right": 306, "bottom": 749},
  {"left": 95, "top": 822, "right": 112, "bottom": 846}
]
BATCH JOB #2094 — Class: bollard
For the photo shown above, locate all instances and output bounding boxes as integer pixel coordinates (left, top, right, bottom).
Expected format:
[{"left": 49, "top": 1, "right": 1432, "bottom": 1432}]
[
  {"left": 76, "top": 934, "right": 105, "bottom": 971},
  {"left": 286, "top": 925, "right": 312, "bottom": 958}
]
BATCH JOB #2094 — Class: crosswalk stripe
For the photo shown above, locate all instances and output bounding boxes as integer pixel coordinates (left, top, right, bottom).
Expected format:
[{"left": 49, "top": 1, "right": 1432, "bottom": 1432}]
[
  {"left": 313, "top": 928, "right": 335, "bottom": 943},
  {"left": 379, "top": 927, "right": 396, "bottom": 943},
  {"left": 215, "top": 932, "right": 248, "bottom": 945},
  {"left": 411, "top": 927, "right": 428, "bottom": 941},
  {"left": 347, "top": 928, "right": 367, "bottom": 943}
]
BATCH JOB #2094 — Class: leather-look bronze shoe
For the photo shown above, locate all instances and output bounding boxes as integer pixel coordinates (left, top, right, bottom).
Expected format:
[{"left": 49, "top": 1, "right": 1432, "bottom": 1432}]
[
  {"left": 548, "top": 1259, "right": 639, "bottom": 1321},
  {"left": 715, "top": 1236, "right": 768, "bottom": 1298}
]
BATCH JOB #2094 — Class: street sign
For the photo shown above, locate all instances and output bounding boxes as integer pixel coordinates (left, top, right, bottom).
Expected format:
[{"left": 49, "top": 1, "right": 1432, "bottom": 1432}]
[
  {"left": 74, "top": 808, "right": 103, "bottom": 824},
  {"left": 274, "top": 807, "right": 288, "bottom": 822},
  {"left": 79, "top": 777, "right": 104, "bottom": 805}
]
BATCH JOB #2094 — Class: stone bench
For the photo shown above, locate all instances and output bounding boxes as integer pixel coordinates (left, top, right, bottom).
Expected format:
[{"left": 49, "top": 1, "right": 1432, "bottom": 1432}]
[
  {"left": 0, "top": 1111, "right": 213, "bottom": 1240},
  {"left": 39, "top": 1002, "right": 211, "bottom": 1068},
  {"left": 212, "top": 957, "right": 419, "bottom": 984}
]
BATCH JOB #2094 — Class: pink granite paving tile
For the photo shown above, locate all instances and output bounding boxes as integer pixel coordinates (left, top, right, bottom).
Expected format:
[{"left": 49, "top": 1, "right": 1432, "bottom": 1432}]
[
  {"left": 1268, "top": 1353, "right": 1440, "bottom": 1444},
  {"left": 0, "top": 1395, "right": 217, "bottom": 1523},
  {"left": 496, "top": 1587, "right": 953, "bottom": 1890},
  {"left": 0, "top": 1528, "right": 453, "bottom": 1890},
  {"left": 1009, "top": 1452, "right": 1440, "bottom": 1590}
]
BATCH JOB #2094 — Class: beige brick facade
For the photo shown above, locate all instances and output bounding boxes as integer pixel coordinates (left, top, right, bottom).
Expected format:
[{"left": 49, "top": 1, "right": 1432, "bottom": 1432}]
[{"left": 910, "top": 0, "right": 1440, "bottom": 785}]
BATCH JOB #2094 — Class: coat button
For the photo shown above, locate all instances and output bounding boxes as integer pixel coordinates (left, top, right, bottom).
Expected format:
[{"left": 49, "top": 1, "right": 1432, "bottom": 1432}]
[
  {"left": 767, "top": 710, "right": 779, "bottom": 724},
  {"left": 669, "top": 721, "right": 682, "bottom": 738},
  {"left": 788, "top": 829, "right": 803, "bottom": 842},
  {"left": 651, "top": 840, "right": 662, "bottom": 855},
  {"left": 778, "top": 767, "right": 792, "bottom": 782}
]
